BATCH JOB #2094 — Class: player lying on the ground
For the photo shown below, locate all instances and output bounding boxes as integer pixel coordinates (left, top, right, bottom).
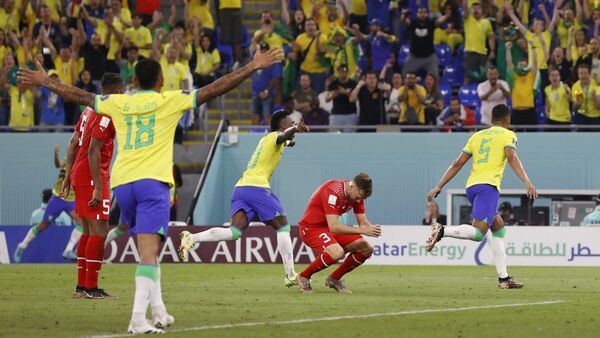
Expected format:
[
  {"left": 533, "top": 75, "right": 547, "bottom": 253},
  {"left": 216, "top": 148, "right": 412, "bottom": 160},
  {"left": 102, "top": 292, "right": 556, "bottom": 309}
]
[
  {"left": 179, "top": 106, "right": 309, "bottom": 286},
  {"left": 61, "top": 73, "right": 123, "bottom": 300},
  {"left": 19, "top": 47, "right": 283, "bottom": 335},
  {"left": 14, "top": 145, "right": 83, "bottom": 263},
  {"left": 426, "top": 104, "right": 537, "bottom": 289},
  {"left": 295, "top": 173, "right": 381, "bottom": 294}
]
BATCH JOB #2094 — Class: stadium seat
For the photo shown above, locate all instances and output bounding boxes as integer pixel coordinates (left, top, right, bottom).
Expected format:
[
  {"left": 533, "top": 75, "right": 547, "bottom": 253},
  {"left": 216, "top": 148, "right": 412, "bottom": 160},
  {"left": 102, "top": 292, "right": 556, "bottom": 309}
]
[
  {"left": 398, "top": 43, "right": 410, "bottom": 67},
  {"left": 438, "top": 83, "right": 452, "bottom": 106},
  {"left": 454, "top": 45, "right": 464, "bottom": 65},
  {"left": 435, "top": 43, "right": 452, "bottom": 68},
  {"left": 217, "top": 44, "right": 234, "bottom": 70},
  {"left": 535, "top": 91, "right": 547, "bottom": 124},
  {"left": 458, "top": 83, "right": 480, "bottom": 109},
  {"left": 441, "top": 65, "right": 463, "bottom": 88},
  {"left": 241, "top": 25, "right": 251, "bottom": 49}
]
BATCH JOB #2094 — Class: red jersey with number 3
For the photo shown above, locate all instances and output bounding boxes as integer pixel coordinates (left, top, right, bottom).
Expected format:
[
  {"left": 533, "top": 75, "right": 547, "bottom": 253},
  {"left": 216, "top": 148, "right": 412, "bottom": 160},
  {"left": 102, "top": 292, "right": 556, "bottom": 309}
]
[
  {"left": 71, "top": 107, "right": 115, "bottom": 187},
  {"left": 299, "top": 180, "right": 366, "bottom": 228}
]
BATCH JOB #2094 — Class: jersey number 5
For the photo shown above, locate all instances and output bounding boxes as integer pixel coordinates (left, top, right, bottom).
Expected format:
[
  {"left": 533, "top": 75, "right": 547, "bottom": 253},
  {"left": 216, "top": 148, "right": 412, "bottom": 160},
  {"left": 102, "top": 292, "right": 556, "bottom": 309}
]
[
  {"left": 477, "top": 138, "right": 492, "bottom": 164},
  {"left": 124, "top": 114, "right": 156, "bottom": 150}
]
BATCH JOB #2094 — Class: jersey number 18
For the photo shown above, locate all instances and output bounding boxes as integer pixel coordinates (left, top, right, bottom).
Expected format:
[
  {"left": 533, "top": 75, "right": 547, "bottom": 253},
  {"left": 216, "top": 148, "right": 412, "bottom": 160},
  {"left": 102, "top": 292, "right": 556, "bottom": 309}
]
[{"left": 124, "top": 114, "right": 155, "bottom": 150}]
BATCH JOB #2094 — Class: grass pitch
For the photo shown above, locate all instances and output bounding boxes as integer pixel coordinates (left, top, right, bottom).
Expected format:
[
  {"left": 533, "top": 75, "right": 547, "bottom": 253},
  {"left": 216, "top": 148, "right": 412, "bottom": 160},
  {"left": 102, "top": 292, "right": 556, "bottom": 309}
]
[{"left": 0, "top": 264, "right": 599, "bottom": 338}]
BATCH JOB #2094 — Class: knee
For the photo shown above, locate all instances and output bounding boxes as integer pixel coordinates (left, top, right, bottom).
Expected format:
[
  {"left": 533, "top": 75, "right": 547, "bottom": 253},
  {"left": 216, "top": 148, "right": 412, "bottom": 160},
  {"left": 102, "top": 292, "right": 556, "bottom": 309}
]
[
  {"left": 38, "top": 222, "right": 49, "bottom": 231},
  {"left": 358, "top": 241, "right": 374, "bottom": 258},
  {"left": 325, "top": 244, "right": 345, "bottom": 261}
]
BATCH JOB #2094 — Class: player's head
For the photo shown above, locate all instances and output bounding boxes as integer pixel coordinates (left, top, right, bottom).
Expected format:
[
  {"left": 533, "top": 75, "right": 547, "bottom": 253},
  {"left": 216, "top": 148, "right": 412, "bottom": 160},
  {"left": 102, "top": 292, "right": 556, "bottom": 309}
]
[
  {"left": 42, "top": 189, "right": 52, "bottom": 204},
  {"left": 491, "top": 104, "right": 511, "bottom": 126},
  {"left": 348, "top": 172, "right": 372, "bottom": 202},
  {"left": 134, "top": 58, "right": 164, "bottom": 91},
  {"left": 270, "top": 107, "right": 293, "bottom": 132},
  {"left": 100, "top": 72, "right": 125, "bottom": 95}
]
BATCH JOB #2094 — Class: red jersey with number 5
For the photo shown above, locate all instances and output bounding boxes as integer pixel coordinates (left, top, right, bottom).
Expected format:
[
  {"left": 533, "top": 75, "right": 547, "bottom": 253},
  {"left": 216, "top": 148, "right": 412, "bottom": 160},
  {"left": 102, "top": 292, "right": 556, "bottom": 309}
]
[
  {"left": 299, "top": 179, "right": 365, "bottom": 228},
  {"left": 71, "top": 107, "right": 115, "bottom": 187}
]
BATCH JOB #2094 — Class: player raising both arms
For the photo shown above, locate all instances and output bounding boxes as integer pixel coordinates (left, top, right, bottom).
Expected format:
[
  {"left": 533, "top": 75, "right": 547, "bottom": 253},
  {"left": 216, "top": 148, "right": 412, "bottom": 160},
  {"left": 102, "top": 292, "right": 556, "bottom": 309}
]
[
  {"left": 14, "top": 145, "right": 83, "bottom": 263},
  {"left": 19, "top": 47, "right": 283, "bottom": 334},
  {"left": 179, "top": 106, "right": 308, "bottom": 286},
  {"left": 61, "top": 73, "right": 124, "bottom": 300},
  {"left": 426, "top": 104, "right": 537, "bottom": 289},
  {"left": 295, "top": 173, "right": 381, "bottom": 294}
]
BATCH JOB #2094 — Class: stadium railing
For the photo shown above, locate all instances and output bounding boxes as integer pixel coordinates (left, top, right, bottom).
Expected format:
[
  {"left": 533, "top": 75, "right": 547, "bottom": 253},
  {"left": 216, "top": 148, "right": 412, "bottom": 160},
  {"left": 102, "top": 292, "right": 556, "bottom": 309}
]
[{"left": 186, "top": 119, "right": 226, "bottom": 225}]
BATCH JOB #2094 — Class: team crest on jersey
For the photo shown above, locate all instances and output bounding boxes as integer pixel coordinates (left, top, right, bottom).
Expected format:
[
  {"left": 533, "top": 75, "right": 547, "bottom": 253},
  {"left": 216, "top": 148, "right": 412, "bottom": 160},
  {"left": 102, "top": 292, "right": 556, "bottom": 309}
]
[
  {"left": 328, "top": 195, "right": 337, "bottom": 206},
  {"left": 99, "top": 116, "right": 110, "bottom": 128},
  {"left": 100, "top": 95, "right": 110, "bottom": 101}
]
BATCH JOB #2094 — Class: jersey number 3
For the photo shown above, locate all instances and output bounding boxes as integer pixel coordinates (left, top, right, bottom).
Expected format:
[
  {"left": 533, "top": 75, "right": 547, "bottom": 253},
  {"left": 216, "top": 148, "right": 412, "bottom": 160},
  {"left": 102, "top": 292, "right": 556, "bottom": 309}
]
[
  {"left": 124, "top": 114, "right": 156, "bottom": 150},
  {"left": 477, "top": 138, "right": 492, "bottom": 164}
]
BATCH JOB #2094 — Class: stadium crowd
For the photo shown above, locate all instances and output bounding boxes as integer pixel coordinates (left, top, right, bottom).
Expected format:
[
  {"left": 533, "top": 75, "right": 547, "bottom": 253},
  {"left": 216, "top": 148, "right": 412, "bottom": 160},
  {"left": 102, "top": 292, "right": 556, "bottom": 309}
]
[{"left": 2, "top": 0, "right": 600, "bottom": 132}]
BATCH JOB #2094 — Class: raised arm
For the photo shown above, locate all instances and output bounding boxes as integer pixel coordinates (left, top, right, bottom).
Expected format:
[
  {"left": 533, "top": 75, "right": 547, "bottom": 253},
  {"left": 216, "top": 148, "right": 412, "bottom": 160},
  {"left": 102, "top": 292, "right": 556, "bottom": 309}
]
[
  {"left": 504, "top": 2, "right": 528, "bottom": 35},
  {"left": 276, "top": 125, "right": 300, "bottom": 145},
  {"left": 505, "top": 41, "right": 514, "bottom": 69},
  {"left": 463, "top": 0, "right": 470, "bottom": 19},
  {"left": 281, "top": 0, "right": 291, "bottom": 25},
  {"left": 530, "top": 39, "right": 539, "bottom": 73},
  {"left": 349, "top": 80, "right": 364, "bottom": 103},
  {"left": 196, "top": 48, "right": 283, "bottom": 104},
  {"left": 505, "top": 147, "right": 537, "bottom": 199},
  {"left": 427, "top": 152, "right": 471, "bottom": 201},
  {"left": 339, "top": 1, "right": 349, "bottom": 25},
  {"left": 18, "top": 61, "right": 96, "bottom": 107},
  {"left": 546, "top": 0, "right": 561, "bottom": 33},
  {"left": 167, "top": 0, "right": 177, "bottom": 27},
  {"left": 53, "top": 144, "right": 62, "bottom": 168}
]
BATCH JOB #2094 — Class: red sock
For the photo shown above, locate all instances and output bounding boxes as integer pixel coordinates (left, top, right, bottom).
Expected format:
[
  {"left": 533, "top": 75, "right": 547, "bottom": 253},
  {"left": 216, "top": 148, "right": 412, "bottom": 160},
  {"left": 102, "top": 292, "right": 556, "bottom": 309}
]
[
  {"left": 85, "top": 235, "right": 106, "bottom": 290},
  {"left": 330, "top": 252, "right": 368, "bottom": 280},
  {"left": 300, "top": 251, "right": 338, "bottom": 279},
  {"left": 77, "top": 235, "right": 89, "bottom": 288}
]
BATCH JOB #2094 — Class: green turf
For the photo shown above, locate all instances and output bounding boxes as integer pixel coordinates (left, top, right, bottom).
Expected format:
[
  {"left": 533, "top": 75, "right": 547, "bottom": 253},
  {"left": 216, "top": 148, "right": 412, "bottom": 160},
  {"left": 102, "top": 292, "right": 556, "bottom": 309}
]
[{"left": 0, "top": 264, "right": 599, "bottom": 338}]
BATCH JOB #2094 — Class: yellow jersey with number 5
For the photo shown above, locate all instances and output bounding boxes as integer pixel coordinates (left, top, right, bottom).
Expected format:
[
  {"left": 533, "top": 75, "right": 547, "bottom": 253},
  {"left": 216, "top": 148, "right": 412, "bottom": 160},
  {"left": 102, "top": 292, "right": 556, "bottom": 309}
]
[
  {"left": 94, "top": 89, "right": 197, "bottom": 188},
  {"left": 235, "top": 132, "right": 285, "bottom": 188},
  {"left": 462, "top": 126, "right": 518, "bottom": 189}
]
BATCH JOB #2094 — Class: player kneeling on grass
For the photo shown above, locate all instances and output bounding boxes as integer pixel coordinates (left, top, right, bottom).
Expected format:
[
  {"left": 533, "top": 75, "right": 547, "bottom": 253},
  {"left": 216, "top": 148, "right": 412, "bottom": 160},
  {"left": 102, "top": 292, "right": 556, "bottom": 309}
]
[
  {"left": 425, "top": 104, "right": 537, "bottom": 289},
  {"left": 179, "top": 107, "right": 309, "bottom": 287},
  {"left": 295, "top": 173, "right": 381, "bottom": 294},
  {"left": 61, "top": 73, "right": 123, "bottom": 300}
]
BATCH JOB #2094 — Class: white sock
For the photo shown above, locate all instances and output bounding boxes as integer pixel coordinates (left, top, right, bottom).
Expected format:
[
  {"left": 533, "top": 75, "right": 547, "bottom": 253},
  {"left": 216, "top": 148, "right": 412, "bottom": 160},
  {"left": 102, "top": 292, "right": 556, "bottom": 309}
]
[
  {"left": 132, "top": 265, "right": 158, "bottom": 323},
  {"left": 64, "top": 226, "right": 83, "bottom": 253},
  {"left": 19, "top": 227, "right": 39, "bottom": 249},
  {"left": 190, "top": 227, "right": 234, "bottom": 243},
  {"left": 104, "top": 227, "right": 125, "bottom": 247},
  {"left": 277, "top": 230, "right": 296, "bottom": 277},
  {"left": 490, "top": 235, "right": 509, "bottom": 278},
  {"left": 443, "top": 224, "right": 481, "bottom": 241},
  {"left": 151, "top": 265, "right": 167, "bottom": 318}
]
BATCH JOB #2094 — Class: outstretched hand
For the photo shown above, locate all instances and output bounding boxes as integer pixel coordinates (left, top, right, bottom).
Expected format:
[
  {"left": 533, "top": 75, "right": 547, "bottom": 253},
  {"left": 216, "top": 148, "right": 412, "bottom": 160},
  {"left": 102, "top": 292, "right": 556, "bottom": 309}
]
[
  {"left": 18, "top": 61, "right": 48, "bottom": 87},
  {"left": 253, "top": 48, "right": 284, "bottom": 70},
  {"left": 427, "top": 186, "right": 441, "bottom": 202}
]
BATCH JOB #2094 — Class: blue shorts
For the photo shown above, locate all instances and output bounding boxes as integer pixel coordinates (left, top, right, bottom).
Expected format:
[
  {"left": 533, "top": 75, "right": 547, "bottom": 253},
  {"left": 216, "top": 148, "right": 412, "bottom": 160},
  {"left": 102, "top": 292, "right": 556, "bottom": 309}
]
[
  {"left": 113, "top": 179, "right": 170, "bottom": 238},
  {"left": 230, "top": 186, "right": 285, "bottom": 222},
  {"left": 466, "top": 184, "right": 500, "bottom": 226},
  {"left": 43, "top": 195, "right": 75, "bottom": 223}
]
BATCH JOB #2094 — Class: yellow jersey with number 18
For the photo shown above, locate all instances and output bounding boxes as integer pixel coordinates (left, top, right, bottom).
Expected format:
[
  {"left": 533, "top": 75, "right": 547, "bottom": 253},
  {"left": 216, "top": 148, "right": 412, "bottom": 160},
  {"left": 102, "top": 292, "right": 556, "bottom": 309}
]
[
  {"left": 462, "top": 126, "right": 518, "bottom": 189},
  {"left": 94, "top": 90, "right": 198, "bottom": 188},
  {"left": 235, "top": 132, "right": 285, "bottom": 188}
]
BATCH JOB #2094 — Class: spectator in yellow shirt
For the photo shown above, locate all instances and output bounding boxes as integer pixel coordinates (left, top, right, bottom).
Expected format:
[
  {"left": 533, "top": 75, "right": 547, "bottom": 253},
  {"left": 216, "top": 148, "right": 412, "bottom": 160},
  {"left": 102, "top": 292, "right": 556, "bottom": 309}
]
[
  {"left": 572, "top": 64, "right": 600, "bottom": 124},
  {"left": 566, "top": 28, "right": 589, "bottom": 64},
  {"left": 1, "top": 62, "right": 34, "bottom": 131},
  {"left": 506, "top": 40, "right": 538, "bottom": 129},
  {"left": 293, "top": 19, "right": 328, "bottom": 92},
  {"left": 185, "top": 0, "right": 214, "bottom": 34},
  {"left": 252, "top": 11, "right": 287, "bottom": 52},
  {"left": 398, "top": 71, "right": 427, "bottom": 125},
  {"left": 152, "top": 31, "right": 190, "bottom": 92},
  {"left": 312, "top": 0, "right": 348, "bottom": 37},
  {"left": 111, "top": 0, "right": 132, "bottom": 28},
  {"left": 462, "top": 0, "right": 495, "bottom": 84},
  {"left": 544, "top": 67, "right": 572, "bottom": 126},
  {"left": 193, "top": 29, "right": 220, "bottom": 88},
  {"left": 544, "top": 0, "right": 582, "bottom": 50},
  {"left": 124, "top": 14, "right": 153, "bottom": 58}
]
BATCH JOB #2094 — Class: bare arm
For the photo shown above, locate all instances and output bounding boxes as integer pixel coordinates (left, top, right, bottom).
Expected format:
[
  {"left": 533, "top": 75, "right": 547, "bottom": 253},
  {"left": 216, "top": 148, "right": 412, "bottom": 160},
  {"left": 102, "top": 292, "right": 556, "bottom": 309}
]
[
  {"left": 354, "top": 213, "right": 373, "bottom": 227},
  {"left": 281, "top": 0, "right": 291, "bottom": 25},
  {"left": 463, "top": 0, "right": 470, "bottom": 19},
  {"left": 53, "top": 145, "right": 62, "bottom": 168},
  {"left": 505, "top": 42, "right": 514, "bottom": 69},
  {"left": 167, "top": 0, "right": 177, "bottom": 26},
  {"left": 575, "top": 0, "right": 583, "bottom": 23},
  {"left": 583, "top": 0, "right": 591, "bottom": 19},
  {"left": 505, "top": 147, "right": 537, "bottom": 199},
  {"left": 196, "top": 48, "right": 283, "bottom": 104},
  {"left": 326, "top": 214, "right": 381, "bottom": 237},
  {"left": 349, "top": 81, "right": 364, "bottom": 103},
  {"left": 339, "top": 0, "right": 348, "bottom": 25},
  {"left": 88, "top": 137, "right": 104, "bottom": 207},
  {"left": 18, "top": 61, "right": 96, "bottom": 107},
  {"left": 276, "top": 125, "right": 299, "bottom": 144},
  {"left": 427, "top": 152, "right": 471, "bottom": 201},
  {"left": 60, "top": 131, "right": 81, "bottom": 198},
  {"left": 505, "top": 3, "right": 528, "bottom": 35}
]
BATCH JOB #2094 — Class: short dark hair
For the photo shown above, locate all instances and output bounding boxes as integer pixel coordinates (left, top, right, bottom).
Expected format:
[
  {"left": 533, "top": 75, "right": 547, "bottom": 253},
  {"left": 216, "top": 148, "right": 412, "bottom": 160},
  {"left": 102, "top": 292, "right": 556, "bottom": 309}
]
[
  {"left": 353, "top": 172, "right": 373, "bottom": 198},
  {"left": 135, "top": 58, "right": 162, "bottom": 90},
  {"left": 492, "top": 104, "right": 510, "bottom": 122},
  {"left": 487, "top": 65, "right": 498, "bottom": 72},
  {"left": 450, "top": 95, "right": 460, "bottom": 102},
  {"left": 365, "top": 71, "right": 378, "bottom": 78},
  {"left": 271, "top": 109, "right": 292, "bottom": 132},
  {"left": 577, "top": 63, "right": 590, "bottom": 72},
  {"left": 100, "top": 72, "right": 124, "bottom": 95}
]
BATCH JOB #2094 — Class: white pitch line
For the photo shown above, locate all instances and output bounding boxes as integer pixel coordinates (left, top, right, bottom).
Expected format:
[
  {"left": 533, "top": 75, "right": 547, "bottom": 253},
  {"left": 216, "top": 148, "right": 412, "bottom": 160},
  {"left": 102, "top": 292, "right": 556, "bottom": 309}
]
[{"left": 88, "top": 300, "right": 565, "bottom": 338}]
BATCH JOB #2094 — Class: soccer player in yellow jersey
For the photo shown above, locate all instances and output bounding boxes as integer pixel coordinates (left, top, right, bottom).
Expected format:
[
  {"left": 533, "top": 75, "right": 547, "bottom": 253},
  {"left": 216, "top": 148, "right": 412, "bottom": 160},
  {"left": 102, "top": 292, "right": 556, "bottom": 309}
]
[
  {"left": 179, "top": 107, "right": 308, "bottom": 287},
  {"left": 19, "top": 47, "right": 283, "bottom": 335},
  {"left": 426, "top": 104, "right": 538, "bottom": 289},
  {"left": 14, "top": 145, "right": 84, "bottom": 263}
]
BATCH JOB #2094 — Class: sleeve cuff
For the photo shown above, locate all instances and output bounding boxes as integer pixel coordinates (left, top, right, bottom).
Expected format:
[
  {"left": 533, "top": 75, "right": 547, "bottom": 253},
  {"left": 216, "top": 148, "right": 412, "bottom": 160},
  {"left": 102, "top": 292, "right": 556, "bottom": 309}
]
[
  {"left": 504, "top": 144, "right": 517, "bottom": 149},
  {"left": 192, "top": 89, "right": 198, "bottom": 109},
  {"left": 93, "top": 95, "right": 99, "bottom": 113},
  {"left": 462, "top": 149, "right": 472, "bottom": 156}
]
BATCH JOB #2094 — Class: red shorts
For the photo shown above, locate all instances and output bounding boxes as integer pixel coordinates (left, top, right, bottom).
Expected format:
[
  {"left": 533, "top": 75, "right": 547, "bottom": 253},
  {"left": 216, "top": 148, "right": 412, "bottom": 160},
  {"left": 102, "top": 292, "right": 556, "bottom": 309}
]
[
  {"left": 299, "top": 224, "right": 363, "bottom": 254},
  {"left": 73, "top": 184, "right": 111, "bottom": 221}
]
